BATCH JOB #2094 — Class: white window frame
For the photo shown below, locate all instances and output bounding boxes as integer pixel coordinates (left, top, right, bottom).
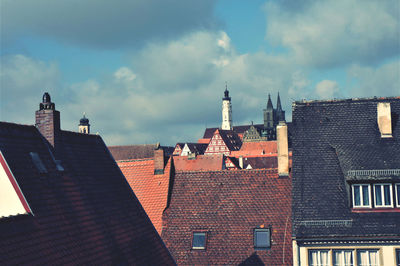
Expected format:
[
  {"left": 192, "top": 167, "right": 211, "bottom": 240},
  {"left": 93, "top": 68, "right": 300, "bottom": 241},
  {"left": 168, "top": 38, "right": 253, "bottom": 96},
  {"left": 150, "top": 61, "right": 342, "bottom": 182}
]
[
  {"left": 332, "top": 250, "right": 354, "bottom": 266},
  {"left": 352, "top": 184, "right": 371, "bottom": 208},
  {"left": 356, "top": 249, "right": 379, "bottom": 266},
  {"left": 395, "top": 183, "right": 400, "bottom": 208},
  {"left": 373, "top": 183, "right": 393, "bottom": 208},
  {"left": 308, "top": 249, "right": 330, "bottom": 266}
]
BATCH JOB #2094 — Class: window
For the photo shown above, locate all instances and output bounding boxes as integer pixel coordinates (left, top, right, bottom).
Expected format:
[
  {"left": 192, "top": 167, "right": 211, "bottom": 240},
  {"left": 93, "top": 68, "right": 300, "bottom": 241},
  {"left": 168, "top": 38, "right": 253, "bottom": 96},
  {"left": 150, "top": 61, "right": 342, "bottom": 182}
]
[
  {"left": 396, "top": 249, "right": 400, "bottom": 266},
  {"left": 352, "top": 184, "right": 371, "bottom": 208},
  {"left": 308, "top": 249, "right": 380, "bottom": 266},
  {"left": 254, "top": 228, "right": 271, "bottom": 249},
  {"left": 333, "top": 250, "right": 354, "bottom": 266},
  {"left": 309, "top": 250, "right": 330, "bottom": 266},
  {"left": 374, "top": 184, "right": 393, "bottom": 207},
  {"left": 396, "top": 184, "right": 400, "bottom": 207},
  {"left": 192, "top": 232, "right": 206, "bottom": 250},
  {"left": 357, "top": 250, "right": 379, "bottom": 266}
]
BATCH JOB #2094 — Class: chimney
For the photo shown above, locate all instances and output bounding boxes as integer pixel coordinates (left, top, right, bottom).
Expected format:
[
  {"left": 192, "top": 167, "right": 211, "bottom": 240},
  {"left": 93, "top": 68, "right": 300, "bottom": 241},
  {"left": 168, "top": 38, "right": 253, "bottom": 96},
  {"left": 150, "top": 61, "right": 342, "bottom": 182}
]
[
  {"left": 35, "top": 92, "right": 61, "bottom": 149},
  {"left": 277, "top": 121, "right": 289, "bottom": 176},
  {"left": 239, "top": 156, "right": 243, "bottom": 169},
  {"left": 377, "top": 102, "right": 392, "bottom": 138},
  {"left": 154, "top": 143, "right": 165, "bottom": 175}
]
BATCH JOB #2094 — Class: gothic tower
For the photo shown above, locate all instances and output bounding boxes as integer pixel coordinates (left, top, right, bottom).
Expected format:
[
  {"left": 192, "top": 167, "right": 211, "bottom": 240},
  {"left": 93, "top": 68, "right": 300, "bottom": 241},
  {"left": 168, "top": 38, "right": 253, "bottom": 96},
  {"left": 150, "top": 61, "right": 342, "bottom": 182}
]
[
  {"left": 79, "top": 113, "right": 90, "bottom": 134},
  {"left": 263, "top": 94, "right": 274, "bottom": 129},
  {"left": 35, "top": 92, "right": 60, "bottom": 148},
  {"left": 221, "top": 85, "right": 232, "bottom": 130},
  {"left": 276, "top": 92, "right": 285, "bottom": 122}
]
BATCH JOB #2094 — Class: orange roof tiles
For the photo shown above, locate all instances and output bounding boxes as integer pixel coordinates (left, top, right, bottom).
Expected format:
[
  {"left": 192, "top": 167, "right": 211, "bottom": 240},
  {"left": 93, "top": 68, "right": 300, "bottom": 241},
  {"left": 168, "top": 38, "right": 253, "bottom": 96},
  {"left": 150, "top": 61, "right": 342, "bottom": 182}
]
[
  {"left": 231, "top": 140, "right": 277, "bottom": 157},
  {"left": 174, "top": 154, "right": 224, "bottom": 172},
  {"left": 117, "top": 158, "right": 172, "bottom": 234}
]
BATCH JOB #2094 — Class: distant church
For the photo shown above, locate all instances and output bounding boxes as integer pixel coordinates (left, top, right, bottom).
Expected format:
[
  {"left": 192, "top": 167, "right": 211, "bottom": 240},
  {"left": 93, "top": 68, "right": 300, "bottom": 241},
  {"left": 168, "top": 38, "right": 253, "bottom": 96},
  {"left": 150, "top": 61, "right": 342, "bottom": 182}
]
[{"left": 218, "top": 86, "right": 285, "bottom": 141}]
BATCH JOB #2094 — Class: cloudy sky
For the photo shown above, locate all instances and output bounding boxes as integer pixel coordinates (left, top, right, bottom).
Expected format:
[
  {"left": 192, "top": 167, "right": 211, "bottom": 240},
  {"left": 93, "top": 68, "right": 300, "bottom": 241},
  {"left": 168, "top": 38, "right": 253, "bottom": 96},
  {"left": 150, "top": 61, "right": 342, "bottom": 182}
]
[{"left": 1, "top": 0, "right": 399, "bottom": 146}]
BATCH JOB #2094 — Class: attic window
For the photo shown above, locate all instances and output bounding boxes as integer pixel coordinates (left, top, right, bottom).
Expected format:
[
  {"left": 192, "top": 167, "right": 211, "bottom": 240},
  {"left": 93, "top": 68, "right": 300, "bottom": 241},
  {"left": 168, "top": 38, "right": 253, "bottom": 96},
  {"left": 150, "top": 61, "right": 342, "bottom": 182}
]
[
  {"left": 30, "top": 152, "right": 47, "bottom": 173},
  {"left": 192, "top": 232, "right": 206, "bottom": 250},
  {"left": 377, "top": 102, "right": 392, "bottom": 138},
  {"left": 254, "top": 228, "right": 271, "bottom": 249}
]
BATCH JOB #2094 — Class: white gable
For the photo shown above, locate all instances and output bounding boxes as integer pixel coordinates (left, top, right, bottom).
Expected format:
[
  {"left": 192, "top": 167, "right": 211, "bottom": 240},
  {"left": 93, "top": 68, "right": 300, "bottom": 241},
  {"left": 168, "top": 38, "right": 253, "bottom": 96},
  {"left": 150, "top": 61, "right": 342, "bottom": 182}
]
[
  {"left": 180, "top": 144, "right": 191, "bottom": 156},
  {"left": 0, "top": 151, "right": 31, "bottom": 217}
]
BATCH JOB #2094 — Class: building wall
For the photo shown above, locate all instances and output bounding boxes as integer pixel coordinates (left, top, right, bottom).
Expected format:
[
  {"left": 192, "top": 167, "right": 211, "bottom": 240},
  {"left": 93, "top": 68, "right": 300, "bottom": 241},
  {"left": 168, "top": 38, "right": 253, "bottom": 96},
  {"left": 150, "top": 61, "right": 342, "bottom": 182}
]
[{"left": 293, "top": 240, "right": 400, "bottom": 266}]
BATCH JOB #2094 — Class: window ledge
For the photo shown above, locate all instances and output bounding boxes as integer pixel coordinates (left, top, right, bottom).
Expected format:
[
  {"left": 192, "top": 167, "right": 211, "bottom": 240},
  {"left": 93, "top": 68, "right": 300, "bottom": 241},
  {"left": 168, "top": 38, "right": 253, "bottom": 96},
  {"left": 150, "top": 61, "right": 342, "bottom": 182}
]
[{"left": 352, "top": 208, "right": 400, "bottom": 213}]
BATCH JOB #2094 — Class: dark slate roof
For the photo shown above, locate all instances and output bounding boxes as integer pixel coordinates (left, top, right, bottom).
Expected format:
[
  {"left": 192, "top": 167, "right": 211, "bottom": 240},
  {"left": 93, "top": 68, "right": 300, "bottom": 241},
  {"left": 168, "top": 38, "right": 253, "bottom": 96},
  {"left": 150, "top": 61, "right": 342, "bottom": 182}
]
[
  {"left": 162, "top": 169, "right": 292, "bottom": 265},
  {"left": 243, "top": 156, "right": 278, "bottom": 169},
  {"left": 292, "top": 97, "right": 400, "bottom": 240},
  {"left": 109, "top": 144, "right": 174, "bottom": 161},
  {"left": 203, "top": 124, "right": 264, "bottom": 139},
  {"left": 218, "top": 129, "right": 242, "bottom": 151},
  {"left": 185, "top": 143, "right": 208, "bottom": 155},
  {"left": 0, "top": 122, "right": 175, "bottom": 265}
]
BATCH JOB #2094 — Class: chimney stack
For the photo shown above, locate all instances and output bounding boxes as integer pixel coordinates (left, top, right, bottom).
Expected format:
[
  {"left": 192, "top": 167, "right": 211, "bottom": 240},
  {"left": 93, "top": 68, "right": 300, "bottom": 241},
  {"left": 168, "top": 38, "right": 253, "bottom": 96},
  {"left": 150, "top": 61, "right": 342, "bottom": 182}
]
[
  {"left": 154, "top": 143, "right": 165, "bottom": 175},
  {"left": 377, "top": 102, "right": 392, "bottom": 138},
  {"left": 35, "top": 92, "right": 61, "bottom": 149},
  {"left": 277, "top": 121, "right": 289, "bottom": 176}
]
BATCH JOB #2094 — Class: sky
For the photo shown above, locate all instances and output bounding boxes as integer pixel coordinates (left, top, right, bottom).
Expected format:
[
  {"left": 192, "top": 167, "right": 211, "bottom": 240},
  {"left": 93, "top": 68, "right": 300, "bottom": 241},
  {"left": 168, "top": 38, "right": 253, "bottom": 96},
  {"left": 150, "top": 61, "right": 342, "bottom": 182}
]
[{"left": 1, "top": 0, "right": 399, "bottom": 146}]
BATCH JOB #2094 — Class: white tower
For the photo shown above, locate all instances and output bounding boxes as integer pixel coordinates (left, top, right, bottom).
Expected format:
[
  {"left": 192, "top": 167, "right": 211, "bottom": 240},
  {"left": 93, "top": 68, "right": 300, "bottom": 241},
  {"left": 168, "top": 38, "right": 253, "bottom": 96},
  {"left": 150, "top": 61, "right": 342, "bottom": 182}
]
[
  {"left": 221, "top": 85, "right": 232, "bottom": 130},
  {"left": 79, "top": 113, "right": 90, "bottom": 134}
]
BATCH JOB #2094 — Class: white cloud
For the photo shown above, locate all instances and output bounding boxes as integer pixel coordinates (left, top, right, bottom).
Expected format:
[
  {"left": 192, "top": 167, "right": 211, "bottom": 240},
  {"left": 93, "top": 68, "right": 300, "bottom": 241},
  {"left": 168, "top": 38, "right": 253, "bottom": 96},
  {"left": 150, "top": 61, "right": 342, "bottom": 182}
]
[
  {"left": 265, "top": 0, "right": 400, "bottom": 67},
  {"left": 315, "top": 80, "right": 340, "bottom": 99},
  {"left": 114, "top": 67, "right": 136, "bottom": 82},
  {"left": 347, "top": 60, "right": 400, "bottom": 97},
  {"left": 0, "top": 55, "right": 60, "bottom": 124}
]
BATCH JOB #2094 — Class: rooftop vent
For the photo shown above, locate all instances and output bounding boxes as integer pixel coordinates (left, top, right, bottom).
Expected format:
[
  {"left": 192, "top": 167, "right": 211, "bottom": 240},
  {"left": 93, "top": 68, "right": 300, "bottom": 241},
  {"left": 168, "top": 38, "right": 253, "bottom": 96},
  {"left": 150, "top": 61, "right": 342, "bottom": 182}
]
[{"left": 377, "top": 102, "right": 392, "bottom": 138}]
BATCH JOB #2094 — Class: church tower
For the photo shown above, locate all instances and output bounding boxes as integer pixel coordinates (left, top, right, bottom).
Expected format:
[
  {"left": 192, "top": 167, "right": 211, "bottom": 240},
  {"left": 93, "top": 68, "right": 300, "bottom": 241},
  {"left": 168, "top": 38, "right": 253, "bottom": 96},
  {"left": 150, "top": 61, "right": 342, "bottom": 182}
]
[
  {"left": 79, "top": 113, "right": 90, "bottom": 134},
  {"left": 276, "top": 92, "right": 285, "bottom": 122},
  {"left": 263, "top": 94, "right": 274, "bottom": 129},
  {"left": 221, "top": 85, "right": 232, "bottom": 130}
]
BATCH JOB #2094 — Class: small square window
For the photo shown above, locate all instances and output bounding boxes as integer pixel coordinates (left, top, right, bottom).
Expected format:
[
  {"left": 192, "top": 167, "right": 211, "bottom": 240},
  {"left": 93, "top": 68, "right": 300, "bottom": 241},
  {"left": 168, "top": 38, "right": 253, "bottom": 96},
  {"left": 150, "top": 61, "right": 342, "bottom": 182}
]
[
  {"left": 254, "top": 228, "right": 270, "bottom": 249},
  {"left": 192, "top": 232, "right": 206, "bottom": 250}
]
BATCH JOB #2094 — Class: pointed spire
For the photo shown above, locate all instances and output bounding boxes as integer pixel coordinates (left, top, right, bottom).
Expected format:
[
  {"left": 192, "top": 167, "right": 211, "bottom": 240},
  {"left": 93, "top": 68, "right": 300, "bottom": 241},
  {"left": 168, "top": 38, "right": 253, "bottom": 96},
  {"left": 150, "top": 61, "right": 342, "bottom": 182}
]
[
  {"left": 276, "top": 92, "right": 282, "bottom": 111},
  {"left": 267, "top": 94, "right": 273, "bottom": 110}
]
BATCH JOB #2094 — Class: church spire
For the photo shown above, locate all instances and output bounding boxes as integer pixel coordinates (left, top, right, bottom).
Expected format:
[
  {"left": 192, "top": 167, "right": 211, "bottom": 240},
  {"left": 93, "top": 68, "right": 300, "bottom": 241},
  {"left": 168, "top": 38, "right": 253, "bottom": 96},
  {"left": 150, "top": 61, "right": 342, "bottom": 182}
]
[
  {"left": 79, "top": 113, "right": 90, "bottom": 134},
  {"left": 276, "top": 92, "right": 282, "bottom": 111},
  {"left": 267, "top": 94, "right": 273, "bottom": 110}
]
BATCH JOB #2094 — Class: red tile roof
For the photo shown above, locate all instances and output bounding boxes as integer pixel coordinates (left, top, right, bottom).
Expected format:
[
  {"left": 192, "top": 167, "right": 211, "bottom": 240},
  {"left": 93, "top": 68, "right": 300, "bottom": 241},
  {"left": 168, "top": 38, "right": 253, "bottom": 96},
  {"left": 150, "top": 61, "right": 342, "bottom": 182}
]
[
  {"left": 174, "top": 154, "right": 224, "bottom": 172},
  {"left": 117, "top": 157, "right": 172, "bottom": 234},
  {"left": 231, "top": 141, "right": 277, "bottom": 157},
  {"left": 0, "top": 122, "right": 175, "bottom": 265},
  {"left": 161, "top": 169, "right": 292, "bottom": 265}
]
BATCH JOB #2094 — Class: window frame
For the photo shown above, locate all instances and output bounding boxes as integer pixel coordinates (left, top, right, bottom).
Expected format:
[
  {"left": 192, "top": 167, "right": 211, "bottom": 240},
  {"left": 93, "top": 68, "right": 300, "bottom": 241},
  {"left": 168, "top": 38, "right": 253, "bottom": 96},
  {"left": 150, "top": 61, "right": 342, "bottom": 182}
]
[
  {"left": 253, "top": 228, "right": 271, "bottom": 250},
  {"left": 191, "top": 231, "right": 207, "bottom": 250},
  {"left": 395, "top": 183, "right": 400, "bottom": 208},
  {"left": 352, "top": 184, "right": 371, "bottom": 208},
  {"left": 373, "top": 183, "right": 393, "bottom": 208}
]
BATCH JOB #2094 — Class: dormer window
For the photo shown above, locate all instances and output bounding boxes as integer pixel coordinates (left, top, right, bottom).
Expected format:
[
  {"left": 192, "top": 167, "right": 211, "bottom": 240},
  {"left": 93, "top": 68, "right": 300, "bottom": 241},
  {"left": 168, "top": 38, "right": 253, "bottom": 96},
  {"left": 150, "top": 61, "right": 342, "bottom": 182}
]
[
  {"left": 373, "top": 184, "right": 393, "bottom": 207},
  {"left": 352, "top": 184, "right": 371, "bottom": 208},
  {"left": 351, "top": 182, "right": 400, "bottom": 209}
]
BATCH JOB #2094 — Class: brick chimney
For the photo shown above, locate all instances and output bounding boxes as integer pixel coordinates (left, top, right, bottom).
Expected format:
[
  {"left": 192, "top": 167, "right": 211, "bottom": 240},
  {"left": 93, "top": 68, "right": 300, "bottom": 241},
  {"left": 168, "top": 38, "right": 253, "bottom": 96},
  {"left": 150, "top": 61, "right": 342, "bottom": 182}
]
[
  {"left": 154, "top": 143, "right": 165, "bottom": 175},
  {"left": 377, "top": 102, "right": 392, "bottom": 138},
  {"left": 277, "top": 121, "right": 289, "bottom": 176},
  {"left": 35, "top": 92, "right": 61, "bottom": 149}
]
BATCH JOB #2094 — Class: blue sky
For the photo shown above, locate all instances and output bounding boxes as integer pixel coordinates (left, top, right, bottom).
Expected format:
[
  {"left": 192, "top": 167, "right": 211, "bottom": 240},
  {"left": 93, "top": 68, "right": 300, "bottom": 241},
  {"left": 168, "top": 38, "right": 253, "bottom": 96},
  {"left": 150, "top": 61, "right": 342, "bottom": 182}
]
[{"left": 1, "top": 0, "right": 399, "bottom": 146}]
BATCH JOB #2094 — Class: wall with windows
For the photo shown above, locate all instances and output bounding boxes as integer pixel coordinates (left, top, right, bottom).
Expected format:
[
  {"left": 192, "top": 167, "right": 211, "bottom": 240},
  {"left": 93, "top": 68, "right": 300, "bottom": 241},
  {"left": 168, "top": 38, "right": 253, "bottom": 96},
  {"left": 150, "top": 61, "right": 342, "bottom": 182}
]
[{"left": 293, "top": 241, "right": 400, "bottom": 266}]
